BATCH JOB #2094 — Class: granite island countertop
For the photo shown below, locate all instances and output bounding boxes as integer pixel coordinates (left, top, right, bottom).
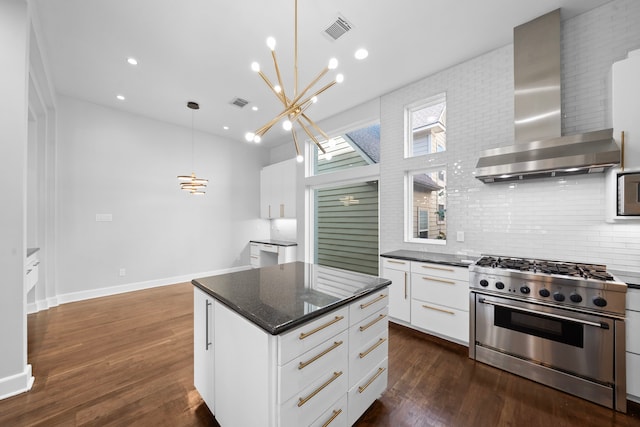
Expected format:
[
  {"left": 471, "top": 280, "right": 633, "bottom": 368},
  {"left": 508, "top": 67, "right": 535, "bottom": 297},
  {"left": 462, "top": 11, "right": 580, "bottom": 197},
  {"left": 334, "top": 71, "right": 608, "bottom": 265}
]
[
  {"left": 193, "top": 261, "right": 390, "bottom": 335},
  {"left": 380, "top": 249, "right": 477, "bottom": 268}
]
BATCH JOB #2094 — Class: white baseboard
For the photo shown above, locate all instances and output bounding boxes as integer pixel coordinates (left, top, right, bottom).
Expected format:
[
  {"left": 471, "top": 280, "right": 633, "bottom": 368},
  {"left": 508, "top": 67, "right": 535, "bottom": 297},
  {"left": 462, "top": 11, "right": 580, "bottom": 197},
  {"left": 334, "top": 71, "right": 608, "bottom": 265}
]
[
  {"left": 0, "top": 364, "right": 34, "bottom": 401},
  {"left": 55, "top": 265, "right": 252, "bottom": 306}
]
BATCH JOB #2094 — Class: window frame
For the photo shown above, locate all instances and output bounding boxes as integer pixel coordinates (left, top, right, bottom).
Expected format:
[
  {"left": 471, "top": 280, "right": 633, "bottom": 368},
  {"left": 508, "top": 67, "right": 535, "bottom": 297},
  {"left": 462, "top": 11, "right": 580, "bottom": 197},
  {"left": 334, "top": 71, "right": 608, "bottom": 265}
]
[
  {"left": 404, "top": 93, "right": 447, "bottom": 159},
  {"left": 404, "top": 166, "right": 447, "bottom": 245}
]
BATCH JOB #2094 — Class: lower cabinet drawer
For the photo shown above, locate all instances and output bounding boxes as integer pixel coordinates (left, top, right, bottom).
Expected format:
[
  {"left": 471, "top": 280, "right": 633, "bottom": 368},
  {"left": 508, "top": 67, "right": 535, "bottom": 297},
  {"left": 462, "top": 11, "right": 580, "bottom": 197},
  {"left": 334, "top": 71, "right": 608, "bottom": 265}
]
[
  {"left": 279, "top": 330, "right": 348, "bottom": 403},
  {"left": 279, "top": 306, "right": 349, "bottom": 365},
  {"left": 411, "top": 299, "right": 469, "bottom": 344},
  {"left": 280, "top": 368, "right": 348, "bottom": 427},
  {"left": 350, "top": 288, "right": 389, "bottom": 326},
  {"left": 411, "top": 272, "right": 468, "bottom": 311},
  {"left": 310, "top": 393, "right": 348, "bottom": 427},
  {"left": 628, "top": 352, "right": 640, "bottom": 399},
  {"left": 348, "top": 330, "right": 388, "bottom": 389},
  {"left": 348, "top": 357, "right": 388, "bottom": 426}
]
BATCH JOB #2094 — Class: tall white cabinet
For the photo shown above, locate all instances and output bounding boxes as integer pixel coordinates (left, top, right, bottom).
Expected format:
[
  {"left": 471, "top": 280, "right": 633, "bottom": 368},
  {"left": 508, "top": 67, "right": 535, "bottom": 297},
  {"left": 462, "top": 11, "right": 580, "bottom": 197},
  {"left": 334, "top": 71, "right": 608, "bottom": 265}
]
[
  {"left": 261, "top": 159, "right": 297, "bottom": 219},
  {"left": 626, "top": 287, "right": 640, "bottom": 403}
]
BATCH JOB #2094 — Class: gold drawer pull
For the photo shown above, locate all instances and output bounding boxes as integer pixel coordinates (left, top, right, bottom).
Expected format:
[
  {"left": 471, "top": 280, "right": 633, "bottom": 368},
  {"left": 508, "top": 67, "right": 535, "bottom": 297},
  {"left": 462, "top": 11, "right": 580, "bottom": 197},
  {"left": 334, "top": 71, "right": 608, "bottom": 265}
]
[
  {"left": 422, "top": 304, "right": 455, "bottom": 315},
  {"left": 422, "top": 276, "right": 456, "bottom": 285},
  {"left": 359, "top": 314, "right": 387, "bottom": 332},
  {"left": 421, "top": 264, "right": 454, "bottom": 272},
  {"left": 298, "top": 340, "right": 343, "bottom": 370},
  {"left": 321, "top": 409, "right": 343, "bottom": 427},
  {"left": 358, "top": 367, "right": 386, "bottom": 394},
  {"left": 360, "top": 294, "right": 387, "bottom": 309},
  {"left": 299, "top": 316, "right": 344, "bottom": 340},
  {"left": 387, "top": 260, "right": 406, "bottom": 265},
  {"left": 404, "top": 272, "right": 408, "bottom": 299},
  {"left": 359, "top": 337, "right": 387, "bottom": 359},
  {"left": 297, "top": 371, "right": 343, "bottom": 407}
]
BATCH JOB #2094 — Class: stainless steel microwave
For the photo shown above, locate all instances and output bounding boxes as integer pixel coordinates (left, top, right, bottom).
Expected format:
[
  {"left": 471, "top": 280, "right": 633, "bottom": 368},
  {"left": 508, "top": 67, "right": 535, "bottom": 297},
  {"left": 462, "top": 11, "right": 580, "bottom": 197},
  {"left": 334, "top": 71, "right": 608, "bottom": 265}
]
[{"left": 618, "top": 173, "right": 640, "bottom": 215}]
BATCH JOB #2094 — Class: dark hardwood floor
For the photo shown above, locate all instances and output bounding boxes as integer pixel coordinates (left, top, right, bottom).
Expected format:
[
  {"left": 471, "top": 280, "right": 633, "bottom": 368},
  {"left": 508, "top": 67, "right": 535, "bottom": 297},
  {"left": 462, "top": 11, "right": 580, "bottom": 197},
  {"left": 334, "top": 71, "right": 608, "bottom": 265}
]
[{"left": 0, "top": 282, "right": 638, "bottom": 426}]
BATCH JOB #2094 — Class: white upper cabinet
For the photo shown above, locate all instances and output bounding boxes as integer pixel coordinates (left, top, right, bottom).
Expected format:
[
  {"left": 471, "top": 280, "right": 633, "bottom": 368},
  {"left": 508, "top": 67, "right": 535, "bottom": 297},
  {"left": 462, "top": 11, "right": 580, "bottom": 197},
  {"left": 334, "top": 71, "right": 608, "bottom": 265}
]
[
  {"left": 260, "top": 159, "right": 297, "bottom": 219},
  {"left": 613, "top": 49, "right": 640, "bottom": 172}
]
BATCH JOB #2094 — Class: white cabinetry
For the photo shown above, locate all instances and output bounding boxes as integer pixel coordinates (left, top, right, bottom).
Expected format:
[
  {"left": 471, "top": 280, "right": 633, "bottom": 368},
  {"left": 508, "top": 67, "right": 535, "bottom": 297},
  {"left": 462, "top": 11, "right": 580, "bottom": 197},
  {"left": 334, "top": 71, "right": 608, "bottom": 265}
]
[
  {"left": 380, "top": 258, "right": 410, "bottom": 322},
  {"left": 606, "top": 49, "right": 640, "bottom": 221},
  {"left": 25, "top": 250, "right": 39, "bottom": 294},
  {"left": 626, "top": 287, "right": 640, "bottom": 403},
  {"left": 250, "top": 241, "right": 297, "bottom": 268},
  {"left": 261, "top": 159, "right": 297, "bottom": 219},
  {"left": 194, "top": 287, "right": 389, "bottom": 426},
  {"left": 193, "top": 287, "right": 215, "bottom": 411},
  {"left": 381, "top": 256, "right": 469, "bottom": 345}
]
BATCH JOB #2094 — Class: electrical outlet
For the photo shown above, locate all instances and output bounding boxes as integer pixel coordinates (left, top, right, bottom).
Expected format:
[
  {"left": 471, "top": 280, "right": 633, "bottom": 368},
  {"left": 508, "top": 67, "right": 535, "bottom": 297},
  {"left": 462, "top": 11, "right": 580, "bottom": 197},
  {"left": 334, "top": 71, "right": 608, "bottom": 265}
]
[
  {"left": 119, "top": 268, "right": 126, "bottom": 277},
  {"left": 456, "top": 231, "right": 465, "bottom": 242},
  {"left": 96, "top": 214, "right": 113, "bottom": 222}
]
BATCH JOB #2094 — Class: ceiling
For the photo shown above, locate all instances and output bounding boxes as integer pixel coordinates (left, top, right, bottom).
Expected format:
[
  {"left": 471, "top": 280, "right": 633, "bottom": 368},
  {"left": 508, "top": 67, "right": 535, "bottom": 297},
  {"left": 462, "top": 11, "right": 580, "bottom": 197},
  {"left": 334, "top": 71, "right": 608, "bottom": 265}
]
[{"left": 32, "top": 0, "right": 612, "bottom": 151}]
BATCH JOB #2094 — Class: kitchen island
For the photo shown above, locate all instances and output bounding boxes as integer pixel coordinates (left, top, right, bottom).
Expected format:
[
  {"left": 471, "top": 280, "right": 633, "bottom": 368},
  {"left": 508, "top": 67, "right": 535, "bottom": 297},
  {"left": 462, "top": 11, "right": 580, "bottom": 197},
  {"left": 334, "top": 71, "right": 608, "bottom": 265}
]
[{"left": 192, "top": 262, "right": 391, "bottom": 427}]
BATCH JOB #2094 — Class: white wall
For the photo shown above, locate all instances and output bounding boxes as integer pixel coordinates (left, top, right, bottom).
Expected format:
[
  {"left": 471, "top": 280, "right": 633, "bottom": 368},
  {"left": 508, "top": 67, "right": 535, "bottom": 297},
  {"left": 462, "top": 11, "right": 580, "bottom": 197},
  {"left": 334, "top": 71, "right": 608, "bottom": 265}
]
[
  {"left": 380, "top": 0, "right": 640, "bottom": 272},
  {"left": 55, "top": 96, "right": 270, "bottom": 299},
  {"left": 270, "top": 0, "right": 640, "bottom": 272},
  {"left": 0, "top": 0, "right": 33, "bottom": 399}
]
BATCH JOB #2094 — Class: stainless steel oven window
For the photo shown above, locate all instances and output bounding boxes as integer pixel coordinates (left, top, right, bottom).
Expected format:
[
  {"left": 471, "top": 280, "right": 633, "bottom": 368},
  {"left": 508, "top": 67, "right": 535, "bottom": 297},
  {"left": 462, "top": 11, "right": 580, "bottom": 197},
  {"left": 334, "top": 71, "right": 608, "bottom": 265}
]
[{"left": 494, "top": 305, "right": 584, "bottom": 347}]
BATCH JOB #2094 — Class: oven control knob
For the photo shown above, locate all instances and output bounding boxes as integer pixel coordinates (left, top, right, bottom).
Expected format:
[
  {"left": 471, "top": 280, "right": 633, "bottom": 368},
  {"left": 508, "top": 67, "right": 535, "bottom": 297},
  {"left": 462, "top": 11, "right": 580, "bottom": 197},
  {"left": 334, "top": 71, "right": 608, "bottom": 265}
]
[
  {"left": 593, "top": 297, "right": 607, "bottom": 307},
  {"left": 539, "top": 289, "right": 550, "bottom": 298},
  {"left": 553, "top": 292, "right": 565, "bottom": 302},
  {"left": 480, "top": 279, "right": 489, "bottom": 287},
  {"left": 570, "top": 293, "right": 583, "bottom": 303},
  {"left": 495, "top": 281, "right": 505, "bottom": 290},
  {"left": 520, "top": 286, "right": 530, "bottom": 294}
]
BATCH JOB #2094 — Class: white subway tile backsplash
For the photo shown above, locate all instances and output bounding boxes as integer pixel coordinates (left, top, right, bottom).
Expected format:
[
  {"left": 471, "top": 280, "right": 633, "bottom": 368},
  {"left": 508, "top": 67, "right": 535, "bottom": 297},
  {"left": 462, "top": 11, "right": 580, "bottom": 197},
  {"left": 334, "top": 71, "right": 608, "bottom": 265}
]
[{"left": 379, "top": 0, "right": 640, "bottom": 271}]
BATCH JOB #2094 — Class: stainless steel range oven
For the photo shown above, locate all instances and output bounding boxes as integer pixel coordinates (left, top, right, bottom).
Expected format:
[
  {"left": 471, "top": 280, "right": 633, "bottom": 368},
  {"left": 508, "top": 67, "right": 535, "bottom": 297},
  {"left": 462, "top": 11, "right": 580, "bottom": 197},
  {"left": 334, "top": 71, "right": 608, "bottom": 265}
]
[{"left": 469, "top": 256, "right": 627, "bottom": 412}]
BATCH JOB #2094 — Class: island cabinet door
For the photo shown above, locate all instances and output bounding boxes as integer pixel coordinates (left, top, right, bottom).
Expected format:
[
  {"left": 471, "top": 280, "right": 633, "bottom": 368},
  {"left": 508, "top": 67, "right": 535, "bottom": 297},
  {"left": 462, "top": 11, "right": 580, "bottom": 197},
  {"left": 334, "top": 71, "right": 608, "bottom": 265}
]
[{"left": 193, "top": 287, "right": 214, "bottom": 411}]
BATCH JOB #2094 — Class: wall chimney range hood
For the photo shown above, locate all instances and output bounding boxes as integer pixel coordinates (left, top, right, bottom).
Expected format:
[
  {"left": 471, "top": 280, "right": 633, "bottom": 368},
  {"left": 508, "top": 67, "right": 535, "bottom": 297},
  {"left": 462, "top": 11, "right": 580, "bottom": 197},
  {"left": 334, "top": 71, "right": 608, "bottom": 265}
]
[{"left": 475, "top": 9, "right": 620, "bottom": 183}]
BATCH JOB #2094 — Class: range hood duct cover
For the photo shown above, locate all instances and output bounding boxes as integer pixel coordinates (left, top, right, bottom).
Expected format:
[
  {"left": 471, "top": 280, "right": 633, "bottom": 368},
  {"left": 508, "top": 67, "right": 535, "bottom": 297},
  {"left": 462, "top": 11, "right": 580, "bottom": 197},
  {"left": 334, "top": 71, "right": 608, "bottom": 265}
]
[{"left": 475, "top": 9, "right": 620, "bottom": 183}]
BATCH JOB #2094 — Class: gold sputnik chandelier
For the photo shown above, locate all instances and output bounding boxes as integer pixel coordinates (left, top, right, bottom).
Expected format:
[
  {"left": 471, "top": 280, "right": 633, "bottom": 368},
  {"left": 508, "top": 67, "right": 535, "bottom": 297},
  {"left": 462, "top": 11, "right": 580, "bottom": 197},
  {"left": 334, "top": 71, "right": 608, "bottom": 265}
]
[
  {"left": 245, "top": 0, "right": 344, "bottom": 162},
  {"left": 177, "top": 101, "right": 208, "bottom": 195}
]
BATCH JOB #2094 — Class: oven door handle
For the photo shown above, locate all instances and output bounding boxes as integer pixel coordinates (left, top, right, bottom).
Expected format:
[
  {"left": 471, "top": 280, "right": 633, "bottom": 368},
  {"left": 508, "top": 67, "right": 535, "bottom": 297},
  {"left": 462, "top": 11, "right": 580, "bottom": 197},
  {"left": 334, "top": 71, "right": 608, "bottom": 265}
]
[{"left": 478, "top": 298, "right": 610, "bottom": 329}]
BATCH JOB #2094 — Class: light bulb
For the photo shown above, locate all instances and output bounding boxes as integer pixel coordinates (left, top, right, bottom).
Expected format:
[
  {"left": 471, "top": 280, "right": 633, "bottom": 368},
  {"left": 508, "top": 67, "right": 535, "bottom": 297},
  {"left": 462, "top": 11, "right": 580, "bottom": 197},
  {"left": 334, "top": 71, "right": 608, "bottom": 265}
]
[
  {"left": 254, "top": 135, "right": 262, "bottom": 143},
  {"left": 266, "top": 37, "right": 276, "bottom": 51},
  {"left": 325, "top": 153, "right": 333, "bottom": 161},
  {"left": 328, "top": 58, "right": 338, "bottom": 69},
  {"left": 311, "top": 96, "right": 318, "bottom": 103},
  {"left": 282, "top": 120, "right": 293, "bottom": 131},
  {"left": 245, "top": 132, "right": 255, "bottom": 142},
  {"left": 274, "top": 85, "right": 282, "bottom": 93},
  {"left": 251, "top": 62, "right": 260, "bottom": 72},
  {"left": 296, "top": 155, "right": 304, "bottom": 163},
  {"left": 336, "top": 74, "right": 344, "bottom": 83},
  {"left": 354, "top": 49, "right": 368, "bottom": 60}
]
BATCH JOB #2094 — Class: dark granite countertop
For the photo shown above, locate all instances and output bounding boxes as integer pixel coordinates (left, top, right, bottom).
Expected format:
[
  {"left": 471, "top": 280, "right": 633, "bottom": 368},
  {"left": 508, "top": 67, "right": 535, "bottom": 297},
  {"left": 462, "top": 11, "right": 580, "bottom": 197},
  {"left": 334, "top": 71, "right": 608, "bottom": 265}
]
[
  {"left": 250, "top": 239, "right": 298, "bottom": 247},
  {"left": 380, "top": 250, "right": 476, "bottom": 268},
  {"left": 610, "top": 269, "right": 640, "bottom": 290},
  {"left": 27, "top": 248, "right": 40, "bottom": 258},
  {"left": 193, "top": 262, "right": 390, "bottom": 335}
]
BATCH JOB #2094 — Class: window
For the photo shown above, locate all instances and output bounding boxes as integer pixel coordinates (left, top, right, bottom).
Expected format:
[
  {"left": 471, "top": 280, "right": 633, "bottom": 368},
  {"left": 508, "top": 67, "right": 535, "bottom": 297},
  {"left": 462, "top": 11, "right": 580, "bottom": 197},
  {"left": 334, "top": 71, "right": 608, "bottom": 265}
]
[
  {"left": 314, "top": 181, "right": 379, "bottom": 276},
  {"left": 312, "top": 123, "right": 380, "bottom": 176},
  {"left": 308, "top": 121, "right": 380, "bottom": 275},
  {"left": 406, "top": 94, "right": 446, "bottom": 158},
  {"left": 406, "top": 169, "right": 447, "bottom": 243}
]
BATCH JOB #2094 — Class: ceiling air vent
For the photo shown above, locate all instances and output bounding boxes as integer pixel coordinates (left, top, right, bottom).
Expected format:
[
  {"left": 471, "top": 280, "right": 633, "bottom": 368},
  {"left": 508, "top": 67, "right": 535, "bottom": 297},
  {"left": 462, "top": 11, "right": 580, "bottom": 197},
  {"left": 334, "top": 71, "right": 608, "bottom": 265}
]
[
  {"left": 230, "top": 97, "right": 249, "bottom": 108},
  {"left": 324, "top": 15, "right": 352, "bottom": 40}
]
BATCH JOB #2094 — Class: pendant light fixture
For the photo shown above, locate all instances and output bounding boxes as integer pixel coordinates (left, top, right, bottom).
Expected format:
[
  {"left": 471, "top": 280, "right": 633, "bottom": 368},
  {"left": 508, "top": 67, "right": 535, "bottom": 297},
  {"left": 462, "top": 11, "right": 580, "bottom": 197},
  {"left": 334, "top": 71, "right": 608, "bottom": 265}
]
[
  {"left": 245, "top": 0, "right": 344, "bottom": 163},
  {"left": 177, "top": 101, "right": 208, "bottom": 195}
]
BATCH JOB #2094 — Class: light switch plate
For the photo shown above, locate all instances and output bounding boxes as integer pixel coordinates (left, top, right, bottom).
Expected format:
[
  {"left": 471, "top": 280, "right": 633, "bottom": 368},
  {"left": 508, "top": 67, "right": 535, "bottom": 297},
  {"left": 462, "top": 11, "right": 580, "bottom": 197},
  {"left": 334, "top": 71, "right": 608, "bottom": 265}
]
[{"left": 457, "top": 231, "right": 464, "bottom": 242}]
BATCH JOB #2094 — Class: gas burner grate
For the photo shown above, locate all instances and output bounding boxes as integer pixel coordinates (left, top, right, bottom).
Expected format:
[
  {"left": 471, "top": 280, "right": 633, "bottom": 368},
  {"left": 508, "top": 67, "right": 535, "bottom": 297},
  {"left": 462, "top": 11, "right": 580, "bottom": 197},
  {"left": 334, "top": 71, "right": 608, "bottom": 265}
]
[{"left": 474, "top": 256, "right": 616, "bottom": 282}]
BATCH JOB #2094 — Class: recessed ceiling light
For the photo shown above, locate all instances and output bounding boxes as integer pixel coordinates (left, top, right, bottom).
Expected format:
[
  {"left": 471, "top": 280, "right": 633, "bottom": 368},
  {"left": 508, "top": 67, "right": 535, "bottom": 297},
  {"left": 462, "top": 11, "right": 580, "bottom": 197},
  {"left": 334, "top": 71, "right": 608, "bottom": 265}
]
[
  {"left": 223, "top": 126, "right": 229, "bottom": 130},
  {"left": 354, "top": 48, "right": 368, "bottom": 60},
  {"left": 127, "top": 57, "right": 138, "bottom": 66},
  {"left": 252, "top": 106, "right": 258, "bottom": 111},
  {"left": 116, "top": 94, "right": 125, "bottom": 101}
]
